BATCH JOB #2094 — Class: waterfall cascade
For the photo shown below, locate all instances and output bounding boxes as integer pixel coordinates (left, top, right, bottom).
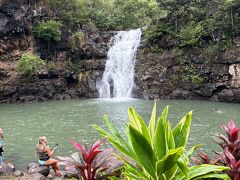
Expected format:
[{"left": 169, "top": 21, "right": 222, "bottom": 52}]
[{"left": 97, "top": 29, "right": 142, "bottom": 98}]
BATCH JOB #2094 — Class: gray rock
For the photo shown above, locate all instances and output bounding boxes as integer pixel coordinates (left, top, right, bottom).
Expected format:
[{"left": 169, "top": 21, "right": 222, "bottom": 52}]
[
  {"left": 232, "top": 89, "right": 240, "bottom": 102},
  {"left": 195, "top": 83, "right": 216, "bottom": 97},
  {"left": 170, "top": 90, "right": 190, "bottom": 99},
  {"left": 20, "top": 172, "right": 45, "bottom": 180},
  {"left": 27, "top": 162, "right": 50, "bottom": 177},
  {"left": 14, "top": 170, "right": 23, "bottom": 176},
  {"left": 0, "top": 162, "right": 15, "bottom": 175},
  {"left": 87, "top": 78, "right": 96, "bottom": 91},
  {"left": 218, "top": 89, "right": 235, "bottom": 102}
]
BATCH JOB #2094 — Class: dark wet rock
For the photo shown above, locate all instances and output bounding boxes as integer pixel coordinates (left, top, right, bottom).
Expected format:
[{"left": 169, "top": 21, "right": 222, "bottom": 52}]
[
  {"left": 36, "top": 70, "right": 60, "bottom": 79},
  {"left": 63, "top": 71, "right": 78, "bottom": 85},
  {"left": 194, "top": 83, "right": 216, "bottom": 97},
  {"left": 169, "top": 90, "right": 190, "bottom": 99},
  {"left": 0, "top": 68, "right": 8, "bottom": 79},
  {"left": 232, "top": 89, "right": 240, "bottom": 102},
  {"left": 218, "top": 89, "right": 235, "bottom": 102},
  {"left": 27, "top": 162, "right": 50, "bottom": 177}
]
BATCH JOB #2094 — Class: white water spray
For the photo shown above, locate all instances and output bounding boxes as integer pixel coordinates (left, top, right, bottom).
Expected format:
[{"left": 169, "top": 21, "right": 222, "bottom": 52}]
[{"left": 97, "top": 29, "right": 142, "bottom": 98}]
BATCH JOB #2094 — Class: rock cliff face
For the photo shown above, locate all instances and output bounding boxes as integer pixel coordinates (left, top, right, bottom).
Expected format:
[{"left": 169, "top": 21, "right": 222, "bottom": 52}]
[
  {"left": 134, "top": 45, "right": 240, "bottom": 103},
  {"left": 0, "top": 0, "right": 114, "bottom": 103},
  {"left": 1, "top": 1, "right": 240, "bottom": 103}
]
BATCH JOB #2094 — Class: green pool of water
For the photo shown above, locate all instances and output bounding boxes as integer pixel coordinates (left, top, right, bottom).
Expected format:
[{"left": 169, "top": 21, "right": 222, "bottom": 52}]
[{"left": 0, "top": 99, "right": 239, "bottom": 169}]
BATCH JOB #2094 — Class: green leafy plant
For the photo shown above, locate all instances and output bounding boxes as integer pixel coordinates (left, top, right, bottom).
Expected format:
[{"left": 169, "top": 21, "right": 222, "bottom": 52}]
[
  {"left": 48, "top": 0, "right": 158, "bottom": 30},
  {"left": 17, "top": 53, "right": 45, "bottom": 77},
  {"left": 94, "top": 102, "right": 230, "bottom": 179},
  {"left": 179, "top": 21, "right": 203, "bottom": 46},
  {"left": 57, "top": 139, "right": 122, "bottom": 180},
  {"left": 70, "top": 31, "right": 86, "bottom": 49},
  {"left": 144, "top": 22, "right": 173, "bottom": 43},
  {"left": 33, "top": 20, "right": 63, "bottom": 42},
  {"left": 181, "top": 65, "right": 204, "bottom": 85}
]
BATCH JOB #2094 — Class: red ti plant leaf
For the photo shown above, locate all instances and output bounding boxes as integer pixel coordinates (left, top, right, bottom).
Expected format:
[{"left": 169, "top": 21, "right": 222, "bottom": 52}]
[
  {"left": 221, "top": 121, "right": 240, "bottom": 143},
  {"left": 69, "top": 139, "right": 88, "bottom": 162},
  {"left": 230, "top": 127, "right": 240, "bottom": 143},
  {"left": 91, "top": 139, "right": 107, "bottom": 152},
  {"left": 58, "top": 138, "right": 122, "bottom": 180},
  {"left": 224, "top": 147, "right": 236, "bottom": 169},
  {"left": 193, "top": 120, "right": 240, "bottom": 180},
  {"left": 196, "top": 152, "right": 212, "bottom": 164},
  {"left": 87, "top": 139, "right": 107, "bottom": 164}
]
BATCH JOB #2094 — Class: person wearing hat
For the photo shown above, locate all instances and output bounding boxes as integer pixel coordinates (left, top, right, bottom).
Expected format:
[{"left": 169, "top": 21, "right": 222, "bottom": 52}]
[
  {"left": 0, "top": 128, "right": 4, "bottom": 168},
  {"left": 35, "top": 136, "right": 61, "bottom": 176}
]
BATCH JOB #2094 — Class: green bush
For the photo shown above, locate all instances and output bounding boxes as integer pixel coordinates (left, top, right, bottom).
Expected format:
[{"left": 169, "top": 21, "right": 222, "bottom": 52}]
[
  {"left": 47, "top": 0, "right": 158, "bottom": 30},
  {"left": 70, "top": 31, "right": 85, "bottom": 48},
  {"left": 33, "top": 20, "right": 63, "bottom": 42},
  {"left": 94, "top": 103, "right": 230, "bottom": 179},
  {"left": 182, "top": 65, "right": 204, "bottom": 85},
  {"left": 17, "top": 53, "right": 45, "bottom": 77},
  {"left": 144, "top": 22, "right": 173, "bottom": 43},
  {"left": 204, "top": 40, "right": 233, "bottom": 62},
  {"left": 179, "top": 22, "right": 203, "bottom": 46}
]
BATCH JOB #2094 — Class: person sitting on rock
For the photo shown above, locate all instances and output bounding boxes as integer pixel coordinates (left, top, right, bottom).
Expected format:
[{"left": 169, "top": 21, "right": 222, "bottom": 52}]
[
  {"left": 35, "top": 136, "right": 61, "bottom": 176},
  {"left": 0, "top": 128, "right": 4, "bottom": 168}
]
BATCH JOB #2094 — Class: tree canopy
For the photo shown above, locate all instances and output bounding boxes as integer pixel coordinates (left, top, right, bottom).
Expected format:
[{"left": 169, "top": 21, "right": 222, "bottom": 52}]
[{"left": 42, "top": 0, "right": 240, "bottom": 46}]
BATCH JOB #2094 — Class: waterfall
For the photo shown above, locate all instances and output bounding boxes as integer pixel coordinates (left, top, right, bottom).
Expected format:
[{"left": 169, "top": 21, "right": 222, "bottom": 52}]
[{"left": 97, "top": 29, "right": 142, "bottom": 98}]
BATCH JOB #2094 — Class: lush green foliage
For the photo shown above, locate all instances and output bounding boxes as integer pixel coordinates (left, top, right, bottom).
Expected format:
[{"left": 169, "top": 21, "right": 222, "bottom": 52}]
[
  {"left": 17, "top": 53, "right": 45, "bottom": 76},
  {"left": 33, "top": 20, "right": 62, "bottom": 41},
  {"left": 70, "top": 31, "right": 86, "bottom": 49},
  {"left": 181, "top": 65, "right": 204, "bottom": 85},
  {"left": 47, "top": 0, "right": 158, "bottom": 30},
  {"left": 94, "top": 102, "right": 230, "bottom": 179},
  {"left": 179, "top": 22, "right": 203, "bottom": 46},
  {"left": 145, "top": 0, "right": 240, "bottom": 48},
  {"left": 144, "top": 22, "right": 173, "bottom": 43},
  {"left": 193, "top": 120, "right": 240, "bottom": 180},
  {"left": 57, "top": 139, "right": 121, "bottom": 179}
]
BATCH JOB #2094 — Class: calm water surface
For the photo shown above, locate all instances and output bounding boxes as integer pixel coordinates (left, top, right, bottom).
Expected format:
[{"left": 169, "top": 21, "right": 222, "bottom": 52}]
[{"left": 0, "top": 99, "right": 239, "bottom": 169}]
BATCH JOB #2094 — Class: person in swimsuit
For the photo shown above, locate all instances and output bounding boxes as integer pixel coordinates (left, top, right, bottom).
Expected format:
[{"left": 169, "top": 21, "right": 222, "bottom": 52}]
[{"left": 35, "top": 136, "right": 61, "bottom": 176}]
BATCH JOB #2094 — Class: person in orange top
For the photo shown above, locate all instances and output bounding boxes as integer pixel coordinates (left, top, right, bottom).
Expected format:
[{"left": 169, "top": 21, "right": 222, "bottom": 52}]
[{"left": 35, "top": 136, "right": 61, "bottom": 176}]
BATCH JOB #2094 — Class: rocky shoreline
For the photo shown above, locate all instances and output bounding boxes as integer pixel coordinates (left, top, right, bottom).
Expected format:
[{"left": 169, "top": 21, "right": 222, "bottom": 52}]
[{"left": 0, "top": 162, "right": 78, "bottom": 180}]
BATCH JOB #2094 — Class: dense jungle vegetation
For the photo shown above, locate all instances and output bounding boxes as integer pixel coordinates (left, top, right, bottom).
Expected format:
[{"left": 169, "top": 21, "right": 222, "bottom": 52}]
[
  {"left": 45, "top": 0, "right": 240, "bottom": 45},
  {"left": 18, "top": 0, "right": 240, "bottom": 77}
]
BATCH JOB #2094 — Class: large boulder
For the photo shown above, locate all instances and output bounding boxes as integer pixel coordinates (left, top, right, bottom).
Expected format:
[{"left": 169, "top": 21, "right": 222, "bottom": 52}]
[
  {"left": 218, "top": 89, "right": 235, "bottom": 102},
  {"left": 0, "top": 162, "right": 15, "bottom": 175},
  {"left": 27, "top": 162, "right": 50, "bottom": 177},
  {"left": 194, "top": 83, "right": 216, "bottom": 97}
]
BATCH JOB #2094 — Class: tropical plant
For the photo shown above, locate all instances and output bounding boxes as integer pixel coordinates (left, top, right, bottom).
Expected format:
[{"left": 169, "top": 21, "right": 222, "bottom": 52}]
[
  {"left": 193, "top": 120, "right": 240, "bottom": 180},
  {"left": 17, "top": 53, "right": 45, "bottom": 77},
  {"left": 56, "top": 139, "right": 122, "bottom": 180},
  {"left": 70, "top": 31, "right": 86, "bottom": 49},
  {"left": 94, "top": 102, "right": 230, "bottom": 179},
  {"left": 33, "top": 20, "right": 63, "bottom": 42},
  {"left": 47, "top": 0, "right": 158, "bottom": 30},
  {"left": 179, "top": 21, "right": 204, "bottom": 46}
]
